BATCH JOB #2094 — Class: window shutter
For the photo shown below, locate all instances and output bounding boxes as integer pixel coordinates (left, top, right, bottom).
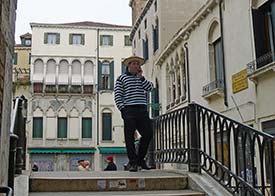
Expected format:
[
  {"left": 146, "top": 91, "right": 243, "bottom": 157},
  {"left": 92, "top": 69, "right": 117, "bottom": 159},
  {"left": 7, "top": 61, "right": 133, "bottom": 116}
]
[
  {"left": 100, "top": 35, "right": 103, "bottom": 45},
  {"left": 121, "top": 62, "right": 126, "bottom": 74},
  {"left": 98, "top": 61, "right": 102, "bottom": 90},
  {"left": 82, "top": 118, "right": 92, "bottom": 138},
  {"left": 110, "top": 61, "right": 114, "bottom": 90},
  {"left": 56, "top": 33, "right": 60, "bottom": 44},
  {"left": 58, "top": 118, "right": 67, "bottom": 138},
  {"left": 13, "top": 52, "right": 18, "bottom": 65},
  {"left": 102, "top": 113, "right": 112, "bottom": 140},
  {"left": 33, "top": 117, "right": 43, "bottom": 138},
  {"left": 110, "top": 35, "right": 113, "bottom": 46},
  {"left": 81, "top": 34, "right": 85, "bottom": 45},
  {"left": 29, "top": 53, "right": 31, "bottom": 65},
  {"left": 69, "top": 34, "right": 73, "bottom": 45},
  {"left": 44, "top": 33, "right": 48, "bottom": 44}
]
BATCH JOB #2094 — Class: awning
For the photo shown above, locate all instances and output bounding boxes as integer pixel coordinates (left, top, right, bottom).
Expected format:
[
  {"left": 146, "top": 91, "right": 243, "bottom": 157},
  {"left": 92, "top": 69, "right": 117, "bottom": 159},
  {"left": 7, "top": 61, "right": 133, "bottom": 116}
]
[
  {"left": 98, "top": 147, "right": 127, "bottom": 154},
  {"left": 28, "top": 148, "right": 96, "bottom": 154}
]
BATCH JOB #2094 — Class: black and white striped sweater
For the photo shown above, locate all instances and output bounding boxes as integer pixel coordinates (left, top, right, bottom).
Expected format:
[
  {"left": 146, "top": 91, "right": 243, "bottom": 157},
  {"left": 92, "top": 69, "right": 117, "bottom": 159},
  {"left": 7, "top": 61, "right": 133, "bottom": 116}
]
[{"left": 114, "top": 71, "right": 154, "bottom": 111}]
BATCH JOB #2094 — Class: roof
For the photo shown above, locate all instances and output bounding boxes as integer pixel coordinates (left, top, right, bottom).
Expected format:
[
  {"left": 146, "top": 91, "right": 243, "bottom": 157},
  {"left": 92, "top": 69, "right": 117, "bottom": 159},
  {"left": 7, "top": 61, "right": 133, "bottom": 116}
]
[
  {"left": 20, "top": 32, "right": 32, "bottom": 38},
  {"left": 31, "top": 21, "right": 131, "bottom": 29}
]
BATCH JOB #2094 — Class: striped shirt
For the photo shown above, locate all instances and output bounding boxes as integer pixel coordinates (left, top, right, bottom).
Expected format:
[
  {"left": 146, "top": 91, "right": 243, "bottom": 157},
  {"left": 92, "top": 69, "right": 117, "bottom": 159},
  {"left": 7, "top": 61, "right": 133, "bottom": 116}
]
[{"left": 114, "top": 71, "right": 154, "bottom": 111}]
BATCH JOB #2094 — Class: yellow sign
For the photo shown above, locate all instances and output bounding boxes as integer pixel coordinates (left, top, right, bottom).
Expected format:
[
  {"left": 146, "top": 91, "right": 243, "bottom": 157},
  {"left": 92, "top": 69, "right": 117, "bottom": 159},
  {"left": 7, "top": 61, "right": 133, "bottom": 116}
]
[{"left": 232, "top": 69, "right": 248, "bottom": 94}]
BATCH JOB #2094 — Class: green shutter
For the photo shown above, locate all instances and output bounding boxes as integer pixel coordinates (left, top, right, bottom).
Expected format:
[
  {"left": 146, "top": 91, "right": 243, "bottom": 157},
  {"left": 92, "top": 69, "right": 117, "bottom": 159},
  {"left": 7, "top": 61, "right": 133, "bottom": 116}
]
[
  {"left": 56, "top": 33, "right": 60, "bottom": 44},
  {"left": 102, "top": 113, "right": 112, "bottom": 140},
  {"left": 81, "top": 34, "right": 85, "bottom": 45},
  {"left": 98, "top": 61, "right": 102, "bottom": 90},
  {"left": 33, "top": 117, "right": 43, "bottom": 138},
  {"left": 44, "top": 33, "right": 48, "bottom": 44},
  {"left": 121, "top": 62, "right": 126, "bottom": 74},
  {"left": 29, "top": 53, "right": 31, "bottom": 64},
  {"left": 13, "top": 52, "right": 18, "bottom": 65},
  {"left": 69, "top": 34, "right": 73, "bottom": 45},
  {"left": 58, "top": 118, "right": 67, "bottom": 138},
  {"left": 110, "top": 61, "right": 114, "bottom": 90},
  {"left": 82, "top": 118, "right": 92, "bottom": 138},
  {"left": 100, "top": 35, "right": 103, "bottom": 45},
  {"left": 110, "top": 35, "right": 113, "bottom": 46}
]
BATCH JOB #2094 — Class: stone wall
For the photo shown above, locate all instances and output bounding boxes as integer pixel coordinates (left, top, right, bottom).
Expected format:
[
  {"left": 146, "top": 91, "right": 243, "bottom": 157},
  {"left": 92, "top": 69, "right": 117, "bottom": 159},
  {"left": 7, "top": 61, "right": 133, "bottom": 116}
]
[{"left": 0, "top": 0, "right": 17, "bottom": 186}]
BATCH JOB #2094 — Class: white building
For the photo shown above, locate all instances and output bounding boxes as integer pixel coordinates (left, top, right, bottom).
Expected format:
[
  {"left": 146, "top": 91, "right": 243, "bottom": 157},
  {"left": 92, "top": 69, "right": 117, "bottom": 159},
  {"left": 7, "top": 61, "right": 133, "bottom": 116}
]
[
  {"left": 29, "top": 21, "right": 132, "bottom": 171},
  {"left": 131, "top": 0, "right": 275, "bottom": 172}
]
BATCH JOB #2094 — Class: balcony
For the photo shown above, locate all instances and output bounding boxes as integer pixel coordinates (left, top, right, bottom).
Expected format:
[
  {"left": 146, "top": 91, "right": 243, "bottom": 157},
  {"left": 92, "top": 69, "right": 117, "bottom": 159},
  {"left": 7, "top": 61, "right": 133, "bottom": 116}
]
[
  {"left": 202, "top": 79, "right": 224, "bottom": 99},
  {"left": 246, "top": 52, "right": 275, "bottom": 81}
]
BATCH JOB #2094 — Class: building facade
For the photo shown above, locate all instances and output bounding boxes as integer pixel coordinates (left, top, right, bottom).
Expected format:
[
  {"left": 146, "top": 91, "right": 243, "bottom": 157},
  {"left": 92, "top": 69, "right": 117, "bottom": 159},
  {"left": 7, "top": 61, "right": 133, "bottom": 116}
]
[
  {"left": 131, "top": 0, "right": 275, "bottom": 171},
  {"left": 0, "top": 0, "right": 17, "bottom": 186},
  {"left": 29, "top": 21, "right": 132, "bottom": 171}
]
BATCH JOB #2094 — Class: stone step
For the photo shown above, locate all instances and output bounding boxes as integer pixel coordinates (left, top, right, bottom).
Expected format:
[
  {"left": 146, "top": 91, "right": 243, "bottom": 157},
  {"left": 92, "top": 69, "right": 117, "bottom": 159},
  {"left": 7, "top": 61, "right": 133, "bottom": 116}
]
[
  {"left": 29, "top": 190, "right": 204, "bottom": 196},
  {"left": 30, "top": 170, "right": 189, "bottom": 192}
]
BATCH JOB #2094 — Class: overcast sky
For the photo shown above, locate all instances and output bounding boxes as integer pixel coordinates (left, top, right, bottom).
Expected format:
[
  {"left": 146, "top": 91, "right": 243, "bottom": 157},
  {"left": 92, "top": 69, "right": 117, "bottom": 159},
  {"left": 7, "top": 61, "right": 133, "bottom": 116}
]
[{"left": 15, "top": 0, "right": 132, "bottom": 44}]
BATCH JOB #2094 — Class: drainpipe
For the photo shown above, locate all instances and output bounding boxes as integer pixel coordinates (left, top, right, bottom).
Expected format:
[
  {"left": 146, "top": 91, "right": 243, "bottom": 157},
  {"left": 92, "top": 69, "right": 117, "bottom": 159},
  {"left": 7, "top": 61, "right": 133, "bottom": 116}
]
[
  {"left": 184, "top": 43, "right": 191, "bottom": 103},
  {"left": 96, "top": 29, "right": 100, "bottom": 146},
  {"left": 219, "top": 0, "right": 228, "bottom": 107}
]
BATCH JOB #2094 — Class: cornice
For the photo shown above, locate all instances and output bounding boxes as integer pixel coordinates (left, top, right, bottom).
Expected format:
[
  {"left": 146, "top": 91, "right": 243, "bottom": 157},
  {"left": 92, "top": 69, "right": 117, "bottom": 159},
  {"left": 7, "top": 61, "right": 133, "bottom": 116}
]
[
  {"left": 30, "top": 23, "right": 132, "bottom": 32},
  {"left": 155, "top": 0, "right": 219, "bottom": 66},
  {"left": 130, "top": 0, "right": 154, "bottom": 41}
]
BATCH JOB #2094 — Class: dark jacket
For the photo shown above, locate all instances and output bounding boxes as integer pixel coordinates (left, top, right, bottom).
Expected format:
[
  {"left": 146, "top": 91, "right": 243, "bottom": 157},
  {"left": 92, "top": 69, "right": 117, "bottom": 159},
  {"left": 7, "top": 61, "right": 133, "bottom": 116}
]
[{"left": 104, "top": 162, "right": 117, "bottom": 171}]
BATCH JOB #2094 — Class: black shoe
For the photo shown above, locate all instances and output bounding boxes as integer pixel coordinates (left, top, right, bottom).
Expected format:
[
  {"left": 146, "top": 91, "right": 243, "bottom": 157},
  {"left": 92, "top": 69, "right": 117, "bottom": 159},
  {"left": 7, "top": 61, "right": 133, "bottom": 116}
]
[
  {"left": 128, "top": 164, "right": 138, "bottom": 172},
  {"left": 138, "top": 160, "right": 151, "bottom": 170}
]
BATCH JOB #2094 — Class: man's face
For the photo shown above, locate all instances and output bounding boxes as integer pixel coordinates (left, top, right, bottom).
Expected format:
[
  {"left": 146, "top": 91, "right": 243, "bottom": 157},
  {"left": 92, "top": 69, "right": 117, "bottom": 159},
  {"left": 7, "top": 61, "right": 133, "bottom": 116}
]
[{"left": 128, "top": 61, "right": 142, "bottom": 74}]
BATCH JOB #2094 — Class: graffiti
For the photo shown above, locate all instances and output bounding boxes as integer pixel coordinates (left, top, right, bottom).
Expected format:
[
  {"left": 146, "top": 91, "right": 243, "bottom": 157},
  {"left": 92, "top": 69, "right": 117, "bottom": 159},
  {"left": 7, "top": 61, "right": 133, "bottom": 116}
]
[{"left": 32, "top": 160, "right": 54, "bottom": 171}]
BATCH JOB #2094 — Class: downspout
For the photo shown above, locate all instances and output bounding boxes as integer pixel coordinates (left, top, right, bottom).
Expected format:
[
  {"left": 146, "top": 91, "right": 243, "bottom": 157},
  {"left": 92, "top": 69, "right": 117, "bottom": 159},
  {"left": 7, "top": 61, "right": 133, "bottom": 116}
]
[
  {"left": 96, "top": 28, "right": 100, "bottom": 145},
  {"left": 184, "top": 42, "right": 191, "bottom": 103},
  {"left": 219, "top": 0, "right": 228, "bottom": 107}
]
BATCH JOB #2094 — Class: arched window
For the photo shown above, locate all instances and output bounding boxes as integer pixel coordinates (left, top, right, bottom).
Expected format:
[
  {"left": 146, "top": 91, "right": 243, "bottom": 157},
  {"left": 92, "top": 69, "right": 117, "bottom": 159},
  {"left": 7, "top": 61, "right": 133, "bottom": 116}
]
[{"left": 71, "top": 60, "right": 82, "bottom": 93}]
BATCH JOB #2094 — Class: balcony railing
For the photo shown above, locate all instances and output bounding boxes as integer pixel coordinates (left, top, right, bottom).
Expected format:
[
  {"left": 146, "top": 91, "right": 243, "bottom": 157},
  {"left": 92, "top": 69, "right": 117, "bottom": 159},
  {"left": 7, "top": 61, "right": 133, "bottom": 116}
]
[
  {"left": 247, "top": 52, "right": 273, "bottom": 75},
  {"left": 202, "top": 79, "right": 224, "bottom": 97},
  {"left": 153, "top": 102, "right": 275, "bottom": 196}
]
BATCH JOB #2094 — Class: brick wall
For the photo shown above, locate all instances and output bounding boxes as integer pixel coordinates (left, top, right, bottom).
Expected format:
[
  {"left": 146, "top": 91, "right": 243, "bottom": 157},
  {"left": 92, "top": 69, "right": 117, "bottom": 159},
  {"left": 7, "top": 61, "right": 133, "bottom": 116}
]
[{"left": 130, "top": 0, "right": 148, "bottom": 25}]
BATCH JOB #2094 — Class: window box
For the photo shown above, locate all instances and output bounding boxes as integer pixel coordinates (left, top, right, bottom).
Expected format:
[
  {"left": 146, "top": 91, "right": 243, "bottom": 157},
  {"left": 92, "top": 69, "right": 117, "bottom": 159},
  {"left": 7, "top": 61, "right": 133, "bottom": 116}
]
[
  {"left": 45, "top": 85, "right": 57, "bottom": 93},
  {"left": 70, "top": 85, "right": 82, "bottom": 93},
  {"left": 33, "top": 83, "right": 43, "bottom": 93},
  {"left": 58, "top": 85, "right": 69, "bottom": 93}
]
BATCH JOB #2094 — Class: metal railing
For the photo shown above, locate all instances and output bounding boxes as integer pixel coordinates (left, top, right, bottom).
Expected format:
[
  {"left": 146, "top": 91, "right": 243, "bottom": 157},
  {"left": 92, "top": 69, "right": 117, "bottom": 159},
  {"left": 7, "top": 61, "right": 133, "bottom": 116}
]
[
  {"left": 202, "top": 79, "right": 224, "bottom": 96},
  {"left": 0, "top": 186, "right": 12, "bottom": 196},
  {"left": 8, "top": 95, "right": 28, "bottom": 193},
  {"left": 153, "top": 102, "right": 275, "bottom": 196},
  {"left": 247, "top": 52, "right": 273, "bottom": 75}
]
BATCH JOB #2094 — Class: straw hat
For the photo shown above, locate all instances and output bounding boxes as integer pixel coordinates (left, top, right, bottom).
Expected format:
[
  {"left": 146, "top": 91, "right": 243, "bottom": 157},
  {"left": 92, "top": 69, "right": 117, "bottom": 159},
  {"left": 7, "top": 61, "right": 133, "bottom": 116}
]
[{"left": 123, "top": 56, "right": 145, "bottom": 66}]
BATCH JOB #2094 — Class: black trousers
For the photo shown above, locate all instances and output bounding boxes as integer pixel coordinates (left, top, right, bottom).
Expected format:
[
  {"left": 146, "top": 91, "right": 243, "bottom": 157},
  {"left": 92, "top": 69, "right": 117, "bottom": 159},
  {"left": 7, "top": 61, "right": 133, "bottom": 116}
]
[{"left": 122, "top": 105, "right": 153, "bottom": 165}]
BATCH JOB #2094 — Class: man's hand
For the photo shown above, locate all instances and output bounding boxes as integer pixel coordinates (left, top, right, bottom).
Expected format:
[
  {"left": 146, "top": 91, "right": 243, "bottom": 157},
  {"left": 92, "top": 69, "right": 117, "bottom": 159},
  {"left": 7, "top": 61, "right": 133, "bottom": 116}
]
[{"left": 137, "top": 68, "right": 143, "bottom": 78}]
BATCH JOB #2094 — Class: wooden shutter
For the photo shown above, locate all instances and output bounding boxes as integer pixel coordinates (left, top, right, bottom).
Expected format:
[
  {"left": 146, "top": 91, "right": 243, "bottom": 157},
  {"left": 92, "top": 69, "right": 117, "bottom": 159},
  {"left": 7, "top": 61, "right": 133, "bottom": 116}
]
[
  {"left": 98, "top": 61, "right": 102, "bottom": 90},
  {"left": 81, "top": 34, "right": 85, "bottom": 45},
  {"left": 58, "top": 117, "right": 67, "bottom": 138},
  {"left": 109, "top": 61, "right": 114, "bottom": 90},
  {"left": 110, "top": 35, "right": 113, "bottom": 46},
  {"left": 44, "top": 33, "right": 48, "bottom": 44},
  {"left": 102, "top": 113, "right": 112, "bottom": 140},
  {"left": 56, "top": 33, "right": 60, "bottom": 44},
  {"left": 33, "top": 117, "right": 43, "bottom": 138},
  {"left": 69, "top": 34, "right": 73, "bottom": 45},
  {"left": 82, "top": 118, "right": 92, "bottom": 138}
]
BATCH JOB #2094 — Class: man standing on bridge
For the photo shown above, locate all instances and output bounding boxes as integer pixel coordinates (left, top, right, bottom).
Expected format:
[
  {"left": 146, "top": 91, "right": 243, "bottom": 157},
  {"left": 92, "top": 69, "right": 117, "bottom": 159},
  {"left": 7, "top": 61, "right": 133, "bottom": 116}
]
[{"left": 114, "top": 56, "right": 154, "bottom": 172}]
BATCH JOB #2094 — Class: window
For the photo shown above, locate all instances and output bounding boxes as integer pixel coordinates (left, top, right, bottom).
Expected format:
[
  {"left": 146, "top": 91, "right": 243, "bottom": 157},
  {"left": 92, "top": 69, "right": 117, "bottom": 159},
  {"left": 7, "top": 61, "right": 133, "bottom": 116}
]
[
  {"left": 69, "top": 34, "right": 85, "bottom": 45},
  {"left": 138, "top": 30, "right": 141, "bottom": 39},
  {"left": 100, "top": 35, "right": 113, "bottom": 46},
  {"left": 154, "top": 0, "right": 157, "bottom": 12},
  {"left": 28, "top": 53, "right": 31, "bottom": 64},
  {"left": 252, "top": 1, "right": 275, "bottom": 68},
  {"left": 102, "top": 113, "right": 112, "bottom": 141},
  {"left": 153, "top": 18, "right": 159, "bottom": 53},
  {"left": 13, "top": 52, "right": 18, "bottom": 65},
  {"left": 82, "top": 118, "right": 92, "bottom": 138},
  {"left": 121, "top": 62, "right": 126, "bottom": 74},
  {"left": 143, "top": 36, "right": 149, "bottom": 61},
  {"left": 44, "top": 33, "right": 60, "bottom": 45},
  {"left": 144, "top": 19, "right": 147, "bottom": 29},
  {"left": 25, "top": 38, "right": 31, "bottom": 46},
  {"left": 33, "top": 117, "right": 43, "bottom": 138},
  {"left": 98, "top": 61, "right": 114, "bottom": 90},
  {"left": 57, "top": 117, "right": 67, "bottom": 138},
  {"left": 124, "top": 35, "right": 131, "bottom": 46}
]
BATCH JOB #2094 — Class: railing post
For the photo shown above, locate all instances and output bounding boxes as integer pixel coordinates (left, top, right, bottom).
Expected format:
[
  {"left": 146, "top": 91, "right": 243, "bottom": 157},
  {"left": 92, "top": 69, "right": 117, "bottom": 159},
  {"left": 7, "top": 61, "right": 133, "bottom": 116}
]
[
  {"left": 268, "top": 140, "right": 275, "bottom": 196},
  {"left": 8, "top": 133, "right": 18, "bottom": 192},
  {"left": 188, "top": 102, "right": 200, "bottom": 173},
  {"left": 148, "top": 119, "right": 156, "bottom": 168}
]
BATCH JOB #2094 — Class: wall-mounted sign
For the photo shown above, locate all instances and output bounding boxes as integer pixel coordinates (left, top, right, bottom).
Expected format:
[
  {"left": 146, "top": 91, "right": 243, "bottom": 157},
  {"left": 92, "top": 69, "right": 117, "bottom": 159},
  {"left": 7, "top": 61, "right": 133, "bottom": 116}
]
[{"left": 232, "top": 69, "right": 248, "bottom": 94}]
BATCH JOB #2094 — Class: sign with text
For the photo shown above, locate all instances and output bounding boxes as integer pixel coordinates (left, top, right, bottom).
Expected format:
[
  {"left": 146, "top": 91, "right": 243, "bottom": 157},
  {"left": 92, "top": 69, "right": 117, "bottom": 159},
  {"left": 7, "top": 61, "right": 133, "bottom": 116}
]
[{"left": 232, "top": 69, "right": 248, "bottom": 94}]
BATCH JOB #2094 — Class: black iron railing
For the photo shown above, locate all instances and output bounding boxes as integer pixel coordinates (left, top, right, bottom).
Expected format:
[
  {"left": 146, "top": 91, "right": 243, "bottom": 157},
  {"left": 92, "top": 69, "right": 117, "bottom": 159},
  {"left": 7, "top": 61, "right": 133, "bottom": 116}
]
[
  {"left": 0, "top": 186, "right": 12, "bottom": 196},
  {"left": 247, "top": 52, "right": 273, "bottom": 75},
  {"left": 153, "top": 102, "right": 275, "bottom": 196},
  {"left": 8, "top": 95, "right": 27, "bottom": 193}
]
